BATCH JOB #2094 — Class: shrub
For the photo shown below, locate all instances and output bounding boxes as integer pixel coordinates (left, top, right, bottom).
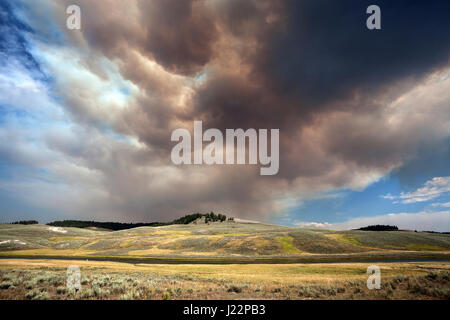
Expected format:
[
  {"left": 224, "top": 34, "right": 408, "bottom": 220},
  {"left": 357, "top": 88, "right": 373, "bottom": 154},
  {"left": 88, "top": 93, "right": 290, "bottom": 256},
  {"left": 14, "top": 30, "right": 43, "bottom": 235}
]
[
  {"left": 93, "top": 280, "right": 107, "bottom": 288},
  {"left": 93, "top": 286, "right": 104, "bottom": 298},
  {"left": 326, "top": 287, "right": 337, "bottom": 296},
  {"left": 36, "top": 292, "right": 51, "bottom": 300},
  {"left": 50, "top": 277, "right": 63, "bottom": 286},
  {"left": 227, "top": 285, "right": 242, "bottom": 293},
  {"left": 35, "top": 275, "right": 50, "bottom": 284},
  {"left": 23, "top": 281, "right": 34, "bottom": 290},
  {"left": 297, "top": 286, "right": 308, "bottom": 297},
  {"left": 119, "top": 289, "right": 141, "bottom": 300},
  {"left": 426, "top": 272, "right": 438, "bottom": 280},
  {"left": 162, "top": 292, "right": 171, "bottom": 300},
  {"left": 111, "top": 283, "right": 126, "bottom": 294},
  {"left": 119, "top": 293, "right": 133, "bottom": 300},
  {"left": 56, "top": 286, "right": 67, "bottom": 295},
  {"left": 394, "top": 275, "right": 407, "bottom": 283},
  {"left": 79, "top": 288, "right": 94, "bottom": 299},
  {"left": 26, "top": 289, "right": 42, "bottom": 300},
  {"left": 0, "top": 281, "right": 13, "bottom": 289}
]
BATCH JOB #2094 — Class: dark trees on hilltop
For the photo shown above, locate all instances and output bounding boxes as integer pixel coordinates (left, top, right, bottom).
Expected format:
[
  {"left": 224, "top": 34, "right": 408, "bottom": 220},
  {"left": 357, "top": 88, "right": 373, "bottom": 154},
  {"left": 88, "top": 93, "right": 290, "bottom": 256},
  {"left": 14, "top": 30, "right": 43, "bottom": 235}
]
[
  {"left": 358, "top": 225, "right": 399, "bottom": 231},
  {"left": 47, "top": 212, "right": 228, "bottom": 231}
]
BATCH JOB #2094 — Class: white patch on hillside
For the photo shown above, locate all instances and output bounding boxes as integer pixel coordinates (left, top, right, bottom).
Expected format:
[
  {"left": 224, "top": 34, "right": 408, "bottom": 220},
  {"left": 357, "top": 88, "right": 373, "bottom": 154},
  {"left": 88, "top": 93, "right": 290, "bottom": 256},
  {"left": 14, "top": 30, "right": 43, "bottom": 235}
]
[
  {"left": 234, "top": 218, "right": 260, "bottom": 224},
  {"left": 48, "top": 227, "right": 67, "bottom": 233},
  {"left": 0, "top": 240, "right": 26, "bottom": 245}
]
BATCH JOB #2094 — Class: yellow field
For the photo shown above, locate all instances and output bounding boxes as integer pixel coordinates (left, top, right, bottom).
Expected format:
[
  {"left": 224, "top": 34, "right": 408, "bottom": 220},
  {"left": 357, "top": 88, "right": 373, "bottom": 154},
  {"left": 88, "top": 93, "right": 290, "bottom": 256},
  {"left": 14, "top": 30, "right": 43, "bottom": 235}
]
[
  {"left": 0, "top": 258, "right": 446, "bottom": 283},
  {"left": 0, "top": 259, "right": 449, "bottom": 299}
]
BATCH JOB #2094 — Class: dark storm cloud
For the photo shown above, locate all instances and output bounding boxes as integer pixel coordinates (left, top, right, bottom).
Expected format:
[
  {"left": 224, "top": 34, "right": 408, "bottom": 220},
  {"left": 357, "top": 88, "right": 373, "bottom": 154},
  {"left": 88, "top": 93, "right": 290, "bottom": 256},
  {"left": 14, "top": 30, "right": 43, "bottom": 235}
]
[
  {"left": 262, "top": 0, "right": 450, "bottom": 108},
  {"left": 137, "top": 0, "right": 218, "bottom": 75},
  {"left": 188, "top": 0, "right": 450, "bottom": 179},
  {"left": 393, "top": 138, "right": 450, "bottom": 188},
  {"left": 64, "top": 0, "right": 218, "bottom": 76},
  {"left": 194, "top": 0, "right": 450, "bottom": 130}
]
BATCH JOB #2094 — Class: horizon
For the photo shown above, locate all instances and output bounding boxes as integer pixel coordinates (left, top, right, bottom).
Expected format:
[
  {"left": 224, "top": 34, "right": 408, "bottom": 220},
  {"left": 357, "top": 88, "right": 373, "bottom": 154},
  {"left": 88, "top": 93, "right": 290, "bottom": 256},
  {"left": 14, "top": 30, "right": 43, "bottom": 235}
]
[{"left": 2, "top": 216, "right": 450, "bottom": 233}]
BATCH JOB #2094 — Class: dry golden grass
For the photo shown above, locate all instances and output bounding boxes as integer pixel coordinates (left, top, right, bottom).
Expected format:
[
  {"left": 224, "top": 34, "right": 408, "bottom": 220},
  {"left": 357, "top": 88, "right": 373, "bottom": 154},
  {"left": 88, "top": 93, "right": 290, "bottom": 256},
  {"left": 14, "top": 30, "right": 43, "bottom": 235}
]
[
  {"left": 0, "top": 248, "right": 97, "bottom": 256},
  {"left": 1, "top": 259, "right": 449, "bottom": 300},
  {"left": 1, "top": 259, "right": 449, "bottom": 284}
]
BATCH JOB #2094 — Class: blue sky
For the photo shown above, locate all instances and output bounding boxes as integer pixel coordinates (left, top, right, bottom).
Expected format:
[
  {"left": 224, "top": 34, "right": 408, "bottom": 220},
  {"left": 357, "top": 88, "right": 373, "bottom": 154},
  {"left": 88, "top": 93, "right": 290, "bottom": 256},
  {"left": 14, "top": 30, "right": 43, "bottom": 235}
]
[
  {"left": 275, "top": 138, "right": 450, "bottom": 229},
  {"left": 1, "top": 1, "right": 450, "bottom": 231},
  {"left": 276, "top": 174, "right": 450, "bottom": 230}
]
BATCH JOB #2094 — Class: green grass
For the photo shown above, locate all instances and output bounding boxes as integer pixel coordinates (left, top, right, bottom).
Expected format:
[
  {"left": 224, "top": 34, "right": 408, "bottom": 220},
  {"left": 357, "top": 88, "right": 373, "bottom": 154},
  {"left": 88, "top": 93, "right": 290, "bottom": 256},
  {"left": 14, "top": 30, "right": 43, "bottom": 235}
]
[
  {"left": 278, "top": 236, "right": 301, "bottom": 254},
  {"left": 406, "top": 244, "right": 448, "bottom": 251},
  {"left": 288, "top": 230, "right": 367, "bottom": 254},
  {"left": 336, "top": 230, "right": 450, "bottom": 250}
]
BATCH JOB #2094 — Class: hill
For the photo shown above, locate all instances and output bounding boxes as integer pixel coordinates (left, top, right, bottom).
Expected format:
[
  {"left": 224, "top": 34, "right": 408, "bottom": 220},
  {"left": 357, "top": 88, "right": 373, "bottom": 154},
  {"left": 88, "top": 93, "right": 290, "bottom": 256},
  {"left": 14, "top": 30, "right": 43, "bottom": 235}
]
[
  {"left": 46, "top": 213, "right": 228, "bottom": 231},
  {"left": 1, "top": 222, "right": 450, "bottom": 262}
]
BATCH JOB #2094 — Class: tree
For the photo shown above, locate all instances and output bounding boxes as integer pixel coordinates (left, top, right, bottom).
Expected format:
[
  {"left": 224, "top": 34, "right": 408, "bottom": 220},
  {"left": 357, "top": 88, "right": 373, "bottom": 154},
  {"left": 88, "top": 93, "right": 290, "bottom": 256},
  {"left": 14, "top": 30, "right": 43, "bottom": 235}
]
[{"left": 358, "top": 225, "right": 398, "bottom": 231}]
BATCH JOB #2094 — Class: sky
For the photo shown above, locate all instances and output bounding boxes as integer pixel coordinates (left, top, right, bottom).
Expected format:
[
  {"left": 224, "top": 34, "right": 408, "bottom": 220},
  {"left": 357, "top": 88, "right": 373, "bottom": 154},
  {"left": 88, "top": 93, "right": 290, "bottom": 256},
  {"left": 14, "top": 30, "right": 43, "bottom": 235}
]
[{"left": 0, "top": 0, "right": 450, "bottom": 231}]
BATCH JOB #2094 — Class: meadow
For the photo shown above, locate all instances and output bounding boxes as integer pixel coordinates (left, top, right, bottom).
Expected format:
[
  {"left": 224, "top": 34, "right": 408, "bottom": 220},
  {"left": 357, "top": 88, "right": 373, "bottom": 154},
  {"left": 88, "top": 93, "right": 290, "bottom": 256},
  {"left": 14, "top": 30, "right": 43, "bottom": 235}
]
[
  {"left": 0, "top": 259, "right": 449, "bottom": 300},
  {"left": 1, "top": 221, "right": 450, "bottom": 300}
]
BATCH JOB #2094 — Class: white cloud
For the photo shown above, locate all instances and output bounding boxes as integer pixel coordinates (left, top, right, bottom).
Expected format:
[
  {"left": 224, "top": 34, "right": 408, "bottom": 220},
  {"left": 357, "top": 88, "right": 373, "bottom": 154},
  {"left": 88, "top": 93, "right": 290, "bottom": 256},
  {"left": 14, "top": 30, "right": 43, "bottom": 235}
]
[
  {"left": 296, "top": 211, "right": 450, "bottom": 232},
  {"left": 431, "top": 202, "right": 450, "bottom": 208},
  {"left": 293, "top": 221, "right": 333, "bottom": 228},
  {"left": 382, "top": 176, "right": 450, "bottom": 204}
]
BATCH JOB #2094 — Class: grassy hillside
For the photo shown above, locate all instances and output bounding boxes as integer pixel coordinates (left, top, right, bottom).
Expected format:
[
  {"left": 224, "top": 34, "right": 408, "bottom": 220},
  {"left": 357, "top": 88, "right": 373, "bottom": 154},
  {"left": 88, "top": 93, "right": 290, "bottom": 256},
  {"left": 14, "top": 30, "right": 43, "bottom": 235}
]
[
  {"left": 1, "top": 222, "right": 450, "bottom": 260},
  {"left": 323, "top": 230, "right": 450, "bottom": 251},
  {"left": 0, "top": 224, "right": 102, "bottom": 251}
]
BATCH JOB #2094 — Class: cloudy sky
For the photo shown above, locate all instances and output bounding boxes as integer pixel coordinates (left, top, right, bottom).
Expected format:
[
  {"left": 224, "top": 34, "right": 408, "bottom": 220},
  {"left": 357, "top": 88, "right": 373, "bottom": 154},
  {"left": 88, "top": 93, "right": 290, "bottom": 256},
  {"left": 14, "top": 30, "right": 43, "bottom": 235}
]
[{"left": 1, "top": 0, "right": 450, "bottom": 231}]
